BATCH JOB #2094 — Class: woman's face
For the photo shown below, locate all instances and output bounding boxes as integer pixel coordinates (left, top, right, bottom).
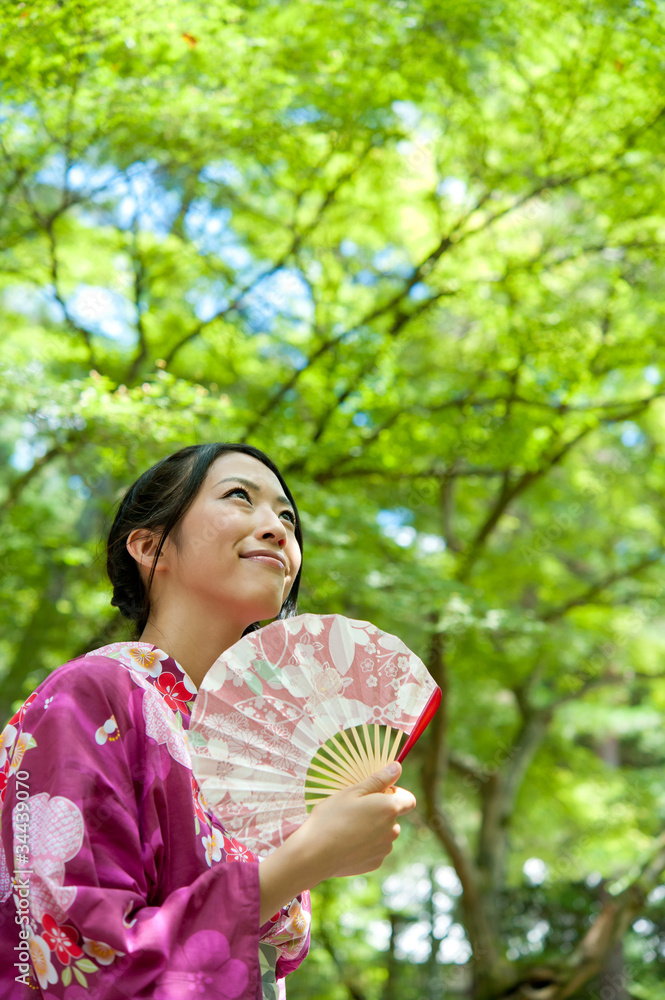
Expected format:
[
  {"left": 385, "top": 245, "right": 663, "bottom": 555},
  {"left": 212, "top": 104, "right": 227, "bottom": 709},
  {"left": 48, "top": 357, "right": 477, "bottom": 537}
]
[{"left": 159, "top": 452, "right": 301, "bottom": 628}]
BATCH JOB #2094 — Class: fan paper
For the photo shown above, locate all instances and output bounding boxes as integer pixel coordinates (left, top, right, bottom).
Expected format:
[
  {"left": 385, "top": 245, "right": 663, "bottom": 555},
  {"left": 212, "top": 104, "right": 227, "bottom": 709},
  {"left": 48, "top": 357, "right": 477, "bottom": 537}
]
[{"left": 189, "top": 613, "right": 438, "bottom": 856}]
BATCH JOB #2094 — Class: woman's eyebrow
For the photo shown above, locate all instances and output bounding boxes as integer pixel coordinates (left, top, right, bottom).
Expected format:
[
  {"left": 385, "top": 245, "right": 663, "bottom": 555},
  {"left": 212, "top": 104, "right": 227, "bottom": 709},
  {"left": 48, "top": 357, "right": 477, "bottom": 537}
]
[{"left": 214, "top": 476, "right": 294, "bottom": 510}]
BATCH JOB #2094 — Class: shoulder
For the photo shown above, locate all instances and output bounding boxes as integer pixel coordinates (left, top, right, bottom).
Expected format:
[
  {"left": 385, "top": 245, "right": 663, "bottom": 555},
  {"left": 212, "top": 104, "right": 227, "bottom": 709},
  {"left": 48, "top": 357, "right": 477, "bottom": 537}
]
[
  {"left": 45, "top": 652, "right": 139, "bottom": 699},
  {"left": 5, "top": 653, "right": 145, "bottom": 737}
]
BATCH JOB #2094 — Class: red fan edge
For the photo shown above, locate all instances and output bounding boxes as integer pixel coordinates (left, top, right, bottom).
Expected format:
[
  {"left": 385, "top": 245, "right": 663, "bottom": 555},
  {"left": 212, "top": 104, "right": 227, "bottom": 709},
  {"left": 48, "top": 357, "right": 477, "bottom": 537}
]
[{"left": 395, "top": 686, "right": 442, "bottom": 764}]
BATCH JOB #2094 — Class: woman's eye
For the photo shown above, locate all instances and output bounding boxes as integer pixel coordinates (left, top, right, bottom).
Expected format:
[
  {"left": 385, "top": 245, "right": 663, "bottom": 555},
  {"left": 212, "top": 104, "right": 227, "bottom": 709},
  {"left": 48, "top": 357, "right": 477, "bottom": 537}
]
[
  {"left": 225, "top": 488, "right": 296, "bottom": 526},
  {"left": 226, "top": 487, "right": 250, "bottom": 501}
]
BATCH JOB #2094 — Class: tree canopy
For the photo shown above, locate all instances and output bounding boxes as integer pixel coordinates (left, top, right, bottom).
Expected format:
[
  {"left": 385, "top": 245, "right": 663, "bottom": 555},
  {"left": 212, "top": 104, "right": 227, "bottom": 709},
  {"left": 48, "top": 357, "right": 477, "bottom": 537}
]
[{"left": 2, "top": 0, "right": 665, "bottom": 996}]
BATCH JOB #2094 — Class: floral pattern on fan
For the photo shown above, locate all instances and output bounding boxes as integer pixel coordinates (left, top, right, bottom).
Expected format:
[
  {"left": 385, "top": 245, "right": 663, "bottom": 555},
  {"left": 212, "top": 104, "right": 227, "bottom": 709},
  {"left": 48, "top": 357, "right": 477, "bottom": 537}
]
[{"left": 189, "top": 614, "right": 438, "bottom": 856}]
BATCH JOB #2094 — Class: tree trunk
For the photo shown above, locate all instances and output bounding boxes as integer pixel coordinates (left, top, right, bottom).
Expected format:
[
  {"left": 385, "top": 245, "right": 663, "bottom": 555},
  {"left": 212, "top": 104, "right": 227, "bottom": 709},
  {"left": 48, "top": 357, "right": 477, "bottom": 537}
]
[{"left": 597, "top": 940, "right": 630, "bottom": 1000}]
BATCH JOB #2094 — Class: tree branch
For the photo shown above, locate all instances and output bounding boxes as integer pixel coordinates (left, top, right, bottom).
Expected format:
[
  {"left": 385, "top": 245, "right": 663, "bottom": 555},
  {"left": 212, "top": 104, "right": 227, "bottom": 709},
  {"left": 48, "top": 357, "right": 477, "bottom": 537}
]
[
  {"left": 45, "top": 219, "right": 96, "bottom": 364},
  {"left": 418, "top": 621, "right": 503, "bottom": 975},
  {"left": 457, "top": 426, "right": 592, "bottom": 582},
  {"left": 539, "top": 550, "right": 664, "bottom": 623},
  {"left": 165, "top": 145, "right": 372, "bottom": 371},
  {"left": 124, "top": 225, "right": 150, "bottom": 383}
]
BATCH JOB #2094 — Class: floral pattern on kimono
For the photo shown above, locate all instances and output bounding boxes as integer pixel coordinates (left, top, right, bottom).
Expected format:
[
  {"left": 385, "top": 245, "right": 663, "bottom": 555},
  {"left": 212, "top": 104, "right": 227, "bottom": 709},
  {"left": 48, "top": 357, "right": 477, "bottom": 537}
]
[{"left": 0, "top": 642, "right": 310, "bottom": 999}]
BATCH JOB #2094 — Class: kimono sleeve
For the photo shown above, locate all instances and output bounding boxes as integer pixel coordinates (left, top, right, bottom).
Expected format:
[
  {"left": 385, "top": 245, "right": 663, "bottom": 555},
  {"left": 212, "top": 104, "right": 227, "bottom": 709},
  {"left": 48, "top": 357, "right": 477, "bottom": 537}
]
[{"left": 1, "top": 657, "right": 262, "bottom": 1000}]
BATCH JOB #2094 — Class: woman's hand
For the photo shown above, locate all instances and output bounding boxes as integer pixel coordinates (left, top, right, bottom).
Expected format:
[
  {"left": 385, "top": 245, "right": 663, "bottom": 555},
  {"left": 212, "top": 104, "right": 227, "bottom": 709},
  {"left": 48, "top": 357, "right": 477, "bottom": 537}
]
[
  {"left": 298, "top": 762, "right": 416, "bottom": 878},
  {"left": 257, "top": 762, "right": 416, "bottom": 922}
]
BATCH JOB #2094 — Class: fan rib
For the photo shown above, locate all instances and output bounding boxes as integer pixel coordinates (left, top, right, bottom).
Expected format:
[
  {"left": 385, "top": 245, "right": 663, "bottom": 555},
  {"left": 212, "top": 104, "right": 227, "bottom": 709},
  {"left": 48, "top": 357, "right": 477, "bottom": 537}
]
[
  {"left": 305, "top": 776, "right": 349, "bottom": 791},
  {"left": 380, "top": 726, "right": 392, "bottom": 769},
  {"left": 321, "top": 733, "right": 363, "bottom": 774},
  {"left": 350, "top": 726, "right": 373, "bottom": 779},
  {"left": 338, "top": 729, "right": 372, "bottom": 781},
  {"left": 316, "top": 737, "right": 364, "bottom": 783},
  {"left": 388, "top": 727, "right": 403, "bottom": 763},
  {"left": 304, "top": 769, "right": 350, "bottom": 789},
  {"left": 361, "top": 723, "right": 374, "bottom": 774},
  {"left": 307, "top": 758, "right": 358, "bottom": 784}
]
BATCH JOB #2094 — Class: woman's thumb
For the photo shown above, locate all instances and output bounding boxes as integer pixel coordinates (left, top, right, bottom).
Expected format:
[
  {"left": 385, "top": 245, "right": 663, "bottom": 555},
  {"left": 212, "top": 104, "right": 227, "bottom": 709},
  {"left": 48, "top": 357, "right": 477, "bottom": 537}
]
[{"left": 358, "top": 761, "right": 401, "bottom": 794}]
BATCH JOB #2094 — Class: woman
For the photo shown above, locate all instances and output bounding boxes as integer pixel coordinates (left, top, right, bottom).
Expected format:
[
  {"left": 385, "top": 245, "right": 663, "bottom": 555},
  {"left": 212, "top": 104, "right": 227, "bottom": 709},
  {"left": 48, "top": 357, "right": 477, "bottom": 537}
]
[{"left": 0, "top": 443, "right": 416, "bottom": 999}]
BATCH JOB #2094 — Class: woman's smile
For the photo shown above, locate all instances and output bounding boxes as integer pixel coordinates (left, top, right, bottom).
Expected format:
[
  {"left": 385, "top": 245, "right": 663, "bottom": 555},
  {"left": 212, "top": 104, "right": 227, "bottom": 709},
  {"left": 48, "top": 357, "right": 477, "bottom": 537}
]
[{"left": 241, "top": 550, "right": 286, "bottom": 571}]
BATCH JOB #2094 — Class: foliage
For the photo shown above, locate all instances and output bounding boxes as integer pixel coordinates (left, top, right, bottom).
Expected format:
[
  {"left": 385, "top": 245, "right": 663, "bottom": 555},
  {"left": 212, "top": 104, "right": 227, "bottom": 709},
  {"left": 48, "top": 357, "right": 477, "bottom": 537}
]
[{"left": 2, "top": 0, "right": 665, "bottom": 996}]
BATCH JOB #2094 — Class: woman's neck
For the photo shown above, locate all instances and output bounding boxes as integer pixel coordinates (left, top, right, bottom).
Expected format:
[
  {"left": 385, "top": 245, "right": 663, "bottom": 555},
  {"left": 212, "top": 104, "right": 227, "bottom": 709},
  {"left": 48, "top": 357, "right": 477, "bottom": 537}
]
[{"left": 140, "top": 607, "right": 248, "bottom": 689}]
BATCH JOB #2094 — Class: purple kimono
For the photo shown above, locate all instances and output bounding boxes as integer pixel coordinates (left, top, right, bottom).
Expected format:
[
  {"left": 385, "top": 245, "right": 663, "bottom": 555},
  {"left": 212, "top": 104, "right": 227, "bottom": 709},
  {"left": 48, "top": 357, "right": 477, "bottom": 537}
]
[{"left": 0, "top": 642, "right": 311, "bottom": 999}]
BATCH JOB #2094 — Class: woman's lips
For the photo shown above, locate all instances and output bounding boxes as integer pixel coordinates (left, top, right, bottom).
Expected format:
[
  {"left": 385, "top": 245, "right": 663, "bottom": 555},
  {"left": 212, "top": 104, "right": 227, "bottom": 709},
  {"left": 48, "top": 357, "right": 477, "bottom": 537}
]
[{"left": 241, "top": 554, "right": 285, "bottom": 571}]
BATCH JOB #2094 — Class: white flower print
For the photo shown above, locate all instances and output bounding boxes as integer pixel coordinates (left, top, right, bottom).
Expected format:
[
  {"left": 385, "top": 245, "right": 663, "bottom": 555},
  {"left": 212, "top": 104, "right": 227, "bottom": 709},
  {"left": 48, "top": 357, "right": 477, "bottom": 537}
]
[
  {"left": 127, "top": 646, "right": 169, "bottom": 678},
  {"left": 0, "top": 723, "right": 17, "bottom": 768},
  {"left": 83, "top": 938, "right": 125, "bottom": 965},
  {"left": 14, "top": 793, "right": 84, "bottom": 923},
  {"left": 266, "top": 724, "right": 291, "bottom": 742},
  {"left": 202, "top": 828, "right": 224, "bottom": 866},
  {"left": 142, "top": 687, "right": 191, "bottom": 768},
  {"left": 377, "top": 632, "right": 406, "bottom": 651},
  {"left": 268, "top": 740, "right": 299, "bottom": 771},
  {"left": 294, "top": 641, "right": 318, "bottom": 664},
  {"left": 282, "top": 618, "right": 306, "bottom": 636},
  {"left": 8, "top": 732, "right": 36, "bottom": 775},
  {"left": 29, "top": 933, "right": 58, "bottom": 990},
  {"left": 215, "top": 759, "right": 235, "bottom": 779},
  {"left": 226, "top": 712, "right": 251, "bottom": 737},
  {"left": 261, "top": 895, "right": 311, "bottom": 958},
  {"left": 366, "top": 676, "right": 378, "bottom": 688},
  {"left": 227, "top": 731, "right": 265, "bottom": 766},
  {"left": 200, "top": 713, "right": 228, "bottom": 741},
  {"left": 300, "top": 615, "right": 325, "bottom": 635},
  {"left": 284, "top": 897, "right": 310, "bottom": 937},
  {"left": 225, "top": 639, "right": 262, "bottom": 680},
  {"left": 95, "top": 715, "right": 119, "bottom": 745}
]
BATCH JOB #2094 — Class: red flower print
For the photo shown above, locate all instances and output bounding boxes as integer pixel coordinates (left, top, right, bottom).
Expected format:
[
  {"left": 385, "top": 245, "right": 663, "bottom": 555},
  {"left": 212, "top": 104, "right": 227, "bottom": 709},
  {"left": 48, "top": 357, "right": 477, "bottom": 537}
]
[
  {"left": 190, "top": 774, "right": 212, "bottom": 827},
  {"left": 42, "top": 913, "right": 83, "bottom": 965},
  {"left": 223, "top": 836, "right": 254, "bottom": 863},
  {"left": 154, "top": 672, "right": 194, "bottom": 714},
  {"left": 0, "top": 770, "right": 7, "bottom": 804},
  {"left": 9, "top": 691, "right": 38, "bottom": 728}
]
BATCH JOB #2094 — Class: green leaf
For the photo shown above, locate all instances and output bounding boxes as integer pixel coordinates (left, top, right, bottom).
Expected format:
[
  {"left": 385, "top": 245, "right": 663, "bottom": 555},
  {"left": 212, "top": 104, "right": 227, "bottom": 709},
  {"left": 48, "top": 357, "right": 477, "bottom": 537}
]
[
  {"left": 75, "top": 959, "right": 99, "bottom": 973},
  {"left": 245, "top": 672, "right": 263, "bottom": 697},
  {"left": 73, "top": 966, "right": 88, "bottom": 987}
]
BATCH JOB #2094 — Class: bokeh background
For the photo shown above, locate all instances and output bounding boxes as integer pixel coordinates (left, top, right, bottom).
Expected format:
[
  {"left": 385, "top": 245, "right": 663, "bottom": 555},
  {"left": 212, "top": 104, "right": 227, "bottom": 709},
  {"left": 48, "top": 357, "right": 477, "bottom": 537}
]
[{"left": 2, "top": 1, "right": 665, "bottom": 996}]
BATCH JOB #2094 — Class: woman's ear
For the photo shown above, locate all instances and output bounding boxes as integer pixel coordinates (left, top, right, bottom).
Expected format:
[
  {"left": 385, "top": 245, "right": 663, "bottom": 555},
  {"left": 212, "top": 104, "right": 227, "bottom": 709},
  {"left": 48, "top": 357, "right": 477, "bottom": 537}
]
[{"left": 126, "top": 529, "right": 168, "bottom": 574}]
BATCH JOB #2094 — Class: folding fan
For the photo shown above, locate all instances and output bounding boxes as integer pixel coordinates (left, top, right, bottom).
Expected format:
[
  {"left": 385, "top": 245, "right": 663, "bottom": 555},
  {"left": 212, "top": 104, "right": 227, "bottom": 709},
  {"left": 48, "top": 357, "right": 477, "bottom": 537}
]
[{"left": 189, "top": 613, "right": 441, "bottom": 857}]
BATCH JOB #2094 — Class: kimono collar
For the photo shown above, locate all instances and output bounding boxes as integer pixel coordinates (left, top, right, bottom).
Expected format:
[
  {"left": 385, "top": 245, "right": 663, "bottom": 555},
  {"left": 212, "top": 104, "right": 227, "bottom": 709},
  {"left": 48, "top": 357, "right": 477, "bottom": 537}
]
[{"left": 88, "top": 642, "right": 198, "bottom": 718}]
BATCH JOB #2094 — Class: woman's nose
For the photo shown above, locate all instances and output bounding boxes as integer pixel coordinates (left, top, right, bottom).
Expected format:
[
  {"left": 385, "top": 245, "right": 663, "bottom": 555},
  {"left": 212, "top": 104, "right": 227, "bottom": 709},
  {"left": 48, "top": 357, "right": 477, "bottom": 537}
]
[{"left": 257, "top": 508, "right": 288, "bottom": 543}]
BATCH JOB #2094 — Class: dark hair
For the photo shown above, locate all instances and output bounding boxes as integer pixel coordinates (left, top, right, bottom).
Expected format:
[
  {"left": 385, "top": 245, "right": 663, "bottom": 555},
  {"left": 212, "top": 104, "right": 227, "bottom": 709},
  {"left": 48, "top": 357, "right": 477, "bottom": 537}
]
[{"left": 106, "top": 443, "right": 302, "bottom": 637}]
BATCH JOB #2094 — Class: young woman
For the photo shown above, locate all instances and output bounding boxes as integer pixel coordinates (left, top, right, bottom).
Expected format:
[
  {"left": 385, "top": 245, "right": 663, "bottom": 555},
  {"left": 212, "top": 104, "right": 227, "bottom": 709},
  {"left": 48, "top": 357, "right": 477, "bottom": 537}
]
[{"left": 0, "top": 443, "right": 416, "bottom": 1000}]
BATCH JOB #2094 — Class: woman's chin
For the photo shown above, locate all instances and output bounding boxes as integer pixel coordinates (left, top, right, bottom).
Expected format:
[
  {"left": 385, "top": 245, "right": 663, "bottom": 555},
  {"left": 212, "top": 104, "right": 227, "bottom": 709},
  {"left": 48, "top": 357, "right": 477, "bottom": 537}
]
[{"left": 240, "top": 599, "right": 286, "bottom": 630}]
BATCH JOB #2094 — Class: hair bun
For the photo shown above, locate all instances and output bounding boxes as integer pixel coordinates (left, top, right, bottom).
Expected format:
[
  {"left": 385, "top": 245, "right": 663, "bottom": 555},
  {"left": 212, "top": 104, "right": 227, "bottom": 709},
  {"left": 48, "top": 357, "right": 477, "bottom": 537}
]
[{"left": 111, "top": 589, "right": 144, "bottom": 621}]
